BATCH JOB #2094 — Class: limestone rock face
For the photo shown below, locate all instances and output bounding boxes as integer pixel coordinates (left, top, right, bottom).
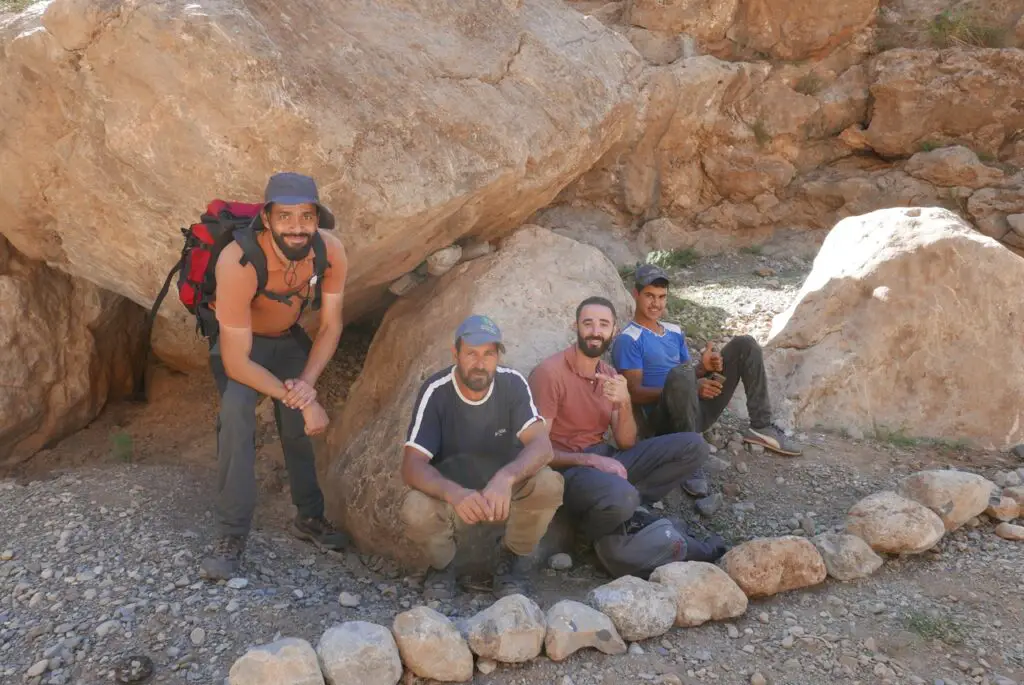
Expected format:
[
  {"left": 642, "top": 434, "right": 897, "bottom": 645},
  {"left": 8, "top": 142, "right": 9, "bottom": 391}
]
[
  {"left": 0, "top": 0, "right": 640, "bottom": 367},
  {"left": 765, "top": 207, "right": 1024, "bottom": 449},
  {"left": 323, "top": 227, "right": 632, "bottom": 567},
  {"left": 864, "top": 49, "right": 1024, "bottom": 158},
  {"left": 726, "top": 0, "right": 879, "bottom": 61},
  {"left": 0, "top": 238, "right": 145, "bottom": 466}
]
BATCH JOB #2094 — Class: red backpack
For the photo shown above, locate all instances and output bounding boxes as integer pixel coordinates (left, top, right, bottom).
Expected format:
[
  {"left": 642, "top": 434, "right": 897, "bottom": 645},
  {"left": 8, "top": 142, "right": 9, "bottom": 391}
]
[{"left": 133, "top": 200, "right": 330, "bottom": 399}]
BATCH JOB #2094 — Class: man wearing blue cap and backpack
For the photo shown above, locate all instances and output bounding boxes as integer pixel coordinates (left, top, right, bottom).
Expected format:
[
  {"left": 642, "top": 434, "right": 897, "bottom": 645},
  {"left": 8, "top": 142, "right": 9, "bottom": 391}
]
[
  {"left": 193, "top": 172, "right": 352, "bottom": 580},
  {"left": 400, "top": 315, "right": 563, "bottom": 599}
]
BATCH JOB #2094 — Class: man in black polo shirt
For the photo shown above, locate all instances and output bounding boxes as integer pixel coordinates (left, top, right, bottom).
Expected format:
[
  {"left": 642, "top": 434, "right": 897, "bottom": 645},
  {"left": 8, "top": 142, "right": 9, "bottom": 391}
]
[{"left": 400, "top": 315, "right": 563, "bottom": 599}]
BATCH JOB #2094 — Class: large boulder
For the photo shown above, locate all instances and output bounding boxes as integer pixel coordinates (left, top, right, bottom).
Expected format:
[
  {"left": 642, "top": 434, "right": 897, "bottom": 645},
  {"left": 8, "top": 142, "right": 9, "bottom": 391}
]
[
  {"left": 0, "top": 0, "right": 640, "bottom": 368},
  {"left": 1, "top": 238, "right": 145, "bottom": 466},
  {"left": 864, "top": 49, "right": 1024, "bottom": 158},
  {"left": 322, "top": 226, "right": 632, "bottom": 567},
  {"left": 765, "top": 207, "right": 1024, "bottom": 449},
  {"left": 898, "top": 470, "right": 997, "bottom": 531}
]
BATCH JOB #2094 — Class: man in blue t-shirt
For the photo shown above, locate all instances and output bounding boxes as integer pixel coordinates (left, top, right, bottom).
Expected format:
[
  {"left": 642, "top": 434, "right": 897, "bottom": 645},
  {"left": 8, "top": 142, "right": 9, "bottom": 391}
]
[
  {"left": 611, "top": 264, "right": 802, "bottom": 494},
  {"left": 400, "top": 315, "right": 563, "bottom": 600}
]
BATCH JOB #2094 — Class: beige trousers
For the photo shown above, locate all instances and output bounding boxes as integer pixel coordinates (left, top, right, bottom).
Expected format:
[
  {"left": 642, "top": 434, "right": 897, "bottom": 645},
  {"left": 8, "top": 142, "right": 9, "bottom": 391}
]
[{"left": 401, "top": 467, "right": 564, "bottom": 570}]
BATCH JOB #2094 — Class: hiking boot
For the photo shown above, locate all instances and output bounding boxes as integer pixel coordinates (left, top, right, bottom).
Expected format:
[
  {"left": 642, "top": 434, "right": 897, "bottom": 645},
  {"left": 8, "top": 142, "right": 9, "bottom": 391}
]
[
  {"left": 422, "top": 564, "right": 459, "bottom": 601},
  {"left": 742, "top": 425, "right": 803, "bottom": 456},
  {"left": 683, "top": 532, "right": 729, "bottom": 563},
  {"left": 681, "top": 467, "right": 710, "bottom": 498},
  {"left": 200, "top": 534, "right": 247, "bottom": 581},
  {"left": 492, "top": 542, "right": 533, "bottom": 598},
  {"left": 291, "top": 515, "right": 352, "bottom": 552}
]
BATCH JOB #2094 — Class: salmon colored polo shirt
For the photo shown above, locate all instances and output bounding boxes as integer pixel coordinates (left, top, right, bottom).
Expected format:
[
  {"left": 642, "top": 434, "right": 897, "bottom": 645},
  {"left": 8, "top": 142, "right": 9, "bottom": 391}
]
[
  {"left": 528, "top": 345, "right": 615, "bottom": 453},
  {"left": 212, "top": 229, "right": 346, "bottom": 336}
]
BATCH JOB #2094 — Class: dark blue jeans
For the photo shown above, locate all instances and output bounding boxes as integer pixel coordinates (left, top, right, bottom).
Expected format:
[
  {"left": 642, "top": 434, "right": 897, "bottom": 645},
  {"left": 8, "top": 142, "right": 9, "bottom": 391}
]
[{"left": 559, "top": 433, "right": 708, "bottom": 541}]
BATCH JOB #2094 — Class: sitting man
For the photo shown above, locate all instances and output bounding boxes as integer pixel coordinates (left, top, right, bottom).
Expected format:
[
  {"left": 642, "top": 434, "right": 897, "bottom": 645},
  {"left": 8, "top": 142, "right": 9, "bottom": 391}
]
[
  {"left": 400, "top": 315, "right": 563, "bottom": 600},
  {"left": 528, "top": 296, "right": 719, "bottom": 555},
  {"left": 611, "top": 264, "right": 802, "bottom": 496}
]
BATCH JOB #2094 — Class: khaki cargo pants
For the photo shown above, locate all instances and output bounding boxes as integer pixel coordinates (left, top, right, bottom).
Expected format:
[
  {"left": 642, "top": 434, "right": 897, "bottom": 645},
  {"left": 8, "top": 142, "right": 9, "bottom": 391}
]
[{"left": 400, "top": 467, "right": 564, "bottom": 570}]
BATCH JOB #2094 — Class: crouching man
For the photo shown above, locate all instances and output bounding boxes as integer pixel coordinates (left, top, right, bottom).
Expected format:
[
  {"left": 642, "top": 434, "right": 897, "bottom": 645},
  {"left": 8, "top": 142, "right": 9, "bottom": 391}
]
[{"left": 400, "top": 315, "right": 563, "bottom": 600}]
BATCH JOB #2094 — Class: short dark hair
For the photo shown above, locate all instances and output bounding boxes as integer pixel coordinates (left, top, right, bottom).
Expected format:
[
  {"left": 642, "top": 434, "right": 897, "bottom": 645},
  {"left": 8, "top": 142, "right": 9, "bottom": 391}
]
[
  {"left": 635, "top": 277, "right": 669, "bottom": 292},
  {"left": 575, "top": 296, "right": 616, "bottom": 323}
]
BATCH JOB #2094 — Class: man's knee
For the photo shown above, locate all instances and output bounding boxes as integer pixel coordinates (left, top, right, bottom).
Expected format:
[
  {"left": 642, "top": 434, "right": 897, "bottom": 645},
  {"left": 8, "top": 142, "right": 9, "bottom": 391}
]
[
  {"left": 655, "top": 432, "right": 710, "bottom": 466},
  {"left": 666, "top": 363, "right": 697, "bottom": 390},
  {"left": 400, "top": 489, "right": 450, "bottom": 533},
  {"left": 600, "top": 486, "right": 641, "bottom": 524},
  {"left": 518, "top": 467, "right": 564, "bottom": 510},
  {"left": 730, "top": 334, "right": 762, "bottom": 358}
]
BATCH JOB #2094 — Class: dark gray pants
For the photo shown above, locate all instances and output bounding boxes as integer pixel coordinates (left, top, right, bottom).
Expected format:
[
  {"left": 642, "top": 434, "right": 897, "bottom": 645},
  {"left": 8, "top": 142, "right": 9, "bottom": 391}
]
[
  {"left": 560, "top": 433, "right": 708, "bottom": 541},
  {"left": 652, "top": 335, "right": 772, "bottom": 435},
  {"left": 209, "top": 329, "right": 324, "bottom": 536}
]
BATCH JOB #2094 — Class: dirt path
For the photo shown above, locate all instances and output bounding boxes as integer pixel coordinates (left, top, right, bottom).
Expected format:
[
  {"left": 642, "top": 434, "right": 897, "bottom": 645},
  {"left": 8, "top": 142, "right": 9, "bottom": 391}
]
[{"left": 2, "top": 252, "right": 1022, "bottom": 685}]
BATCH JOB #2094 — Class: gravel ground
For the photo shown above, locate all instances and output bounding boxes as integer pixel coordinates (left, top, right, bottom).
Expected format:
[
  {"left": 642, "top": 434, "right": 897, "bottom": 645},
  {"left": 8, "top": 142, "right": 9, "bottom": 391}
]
[{"left": 2, "top": 252, "right": 1023, "bottom": 685}]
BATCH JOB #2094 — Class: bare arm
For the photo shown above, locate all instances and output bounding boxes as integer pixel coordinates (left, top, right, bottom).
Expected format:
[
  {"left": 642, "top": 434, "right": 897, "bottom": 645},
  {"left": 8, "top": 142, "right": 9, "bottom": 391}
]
[
  {"left": 611, "top": 404, "right": 638, "bottom": 450},
  {"left": 218, "top": 325, "right": 290, "bottom": 400},
  {"left": 300, "top": 291, "right": 344, "bottom": 386},
  {"left": 550, "top": 449, "right": 596, "bottom": 469},
  {"left": 488, "top": 420, "right": 553, "bottom": 488},
  {"left": 621, "top": 368, "right": 662, "bottom": 405},
  {"left": 400, "top": 446, "right": 466, "bottom": 505}
]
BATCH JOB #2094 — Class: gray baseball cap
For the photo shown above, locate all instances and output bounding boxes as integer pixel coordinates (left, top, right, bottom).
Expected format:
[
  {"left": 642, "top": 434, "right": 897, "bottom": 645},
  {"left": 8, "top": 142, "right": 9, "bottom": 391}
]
[
  {"left": 454, "top": 314, "right": 505, "bottom": 352},
  {"left": 634, "top": 263, "right": 670, "bottom": 288},
  {"left": 263, "top": 172, "right": 336, "bottom": 229}
]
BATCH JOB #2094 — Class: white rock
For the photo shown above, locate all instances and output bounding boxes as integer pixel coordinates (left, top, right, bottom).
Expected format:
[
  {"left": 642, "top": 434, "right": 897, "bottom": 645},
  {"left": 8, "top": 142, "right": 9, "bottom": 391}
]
[
  {"left": 228, "top": 637, "right": 324, "bottom": 685},
  {"left": 26, "top": 659, "right": 48, "bottom": 677},
  {"left": 649, "top": 561, "right": 748, "bottom": 626},
  {"left": 227, "top": 578, "right": 248, "bottom": 590},
  {"left": 317, "top": 621, "right": 402, "bottom": 685},
  {"left": 995, "top": 523, "right": 1024, "bottom": 541},
  {"left": 476, "top": 658, "right": 497, "bottom": 675},
  {"left": 587, "top": 576, "right": 676, "bottom": 641},
  {"left": 544, "top": 600, "right": 627, "bottom": 661},
  {"left": 898, "top": 470, "right": 997, "bottom": 531},
  {"left": 392, "top": 606, "right": 473, "bottom": 682},
  {"left": 548, "top": 553, "right": 573, "bottom": 571},
  {"left": 845, "top": 491, "right": 945, "bottom": 554},
  {"left": 812, "top": 533, "right": 884, "bottom": 581},
  {"left": 190, "top": 628, "right": 206, "bottom": 646},
  {"left": 95, "top": 620, "right": 120, "bottom": 638},
  {"left": 338, "top": 592, "right": 361, "bottom": 608},
  {"left": 426, "top": 245, "right": 463, "bottom": 277},
  {"left": 464, "top": 594, "right": 546, "bottom": 663}
]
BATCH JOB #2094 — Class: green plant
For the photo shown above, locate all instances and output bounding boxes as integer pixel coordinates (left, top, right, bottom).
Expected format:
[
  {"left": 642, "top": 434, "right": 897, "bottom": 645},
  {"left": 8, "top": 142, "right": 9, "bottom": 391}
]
[
  {"left": 0, "top": 0, "right": 35, "bottom": 12},
  {"left": 904, "top": 611, "right": 966, "bottom": 644},
  {"left": 665, "top": 294, "right": 729, "bottom": 341},
  {"left": 928, "top": 10, "right": 1007, "bottom": 48},
  {"left": 646, "top": 248, "right": 700, "bottom": 269},
  {"left": 919, "top": 140, "right": 942, "bottom": 152},
  {"left": 794, "top": 71, "right": 823, "bottom": 96},
  {"left": 874, "top": 426, "right": 919, "bottom": 448},
  {"left": 740, "top": 244, "right": 764, "bottom": 256},
  {"left": 111, "top": 432, "right": 134, "bottom": 463}
]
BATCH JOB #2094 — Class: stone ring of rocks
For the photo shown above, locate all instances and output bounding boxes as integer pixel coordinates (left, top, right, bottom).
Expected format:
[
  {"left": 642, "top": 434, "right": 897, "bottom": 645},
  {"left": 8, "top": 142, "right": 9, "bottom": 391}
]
[{"left": 114, "top": 655, "right": 154, "bottom": 684}]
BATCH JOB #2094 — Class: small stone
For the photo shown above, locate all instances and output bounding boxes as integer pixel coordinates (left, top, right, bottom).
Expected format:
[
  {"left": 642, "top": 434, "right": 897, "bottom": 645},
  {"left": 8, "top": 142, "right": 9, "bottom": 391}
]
[
  {"left": 782, "top": 635, "right": 795, "bottom": 648},
  {"left": 95, "top": 620, "right": 120, "bottom": 638},
  {"left": 0, "top": 550, "right": 13, "bottom": 561},
  {"left": 545, "top": 600, "right": 626, "bottom": 661},
  {"left": 318, "top": 621, "right": 402, "bottom": 685},
  {"left": 338, "top": 592, "right": 361, "bottom": 608},
  {"left": 628, "top": 643, "right": 645, "bottom": 655},
  {"left": 465, "top": 594, "right": 546, "bottom": 662},
  {"left": 649, "top": 561, "right": 747, "bottom": 627},
  {"left": 27, "top": 659, "right": 49, "bottom": 677},
  {"left": 392, "top": 606, "right": 473, "bottom": 681},
  {"left": 228, "top": 637, "right": 323, "bottom": 685},
  {"left": 995, "top": 522, "right": 1024, "bottom": 541},
  {"left": 758, "top": 612, "right": 770, "bottom": 623},
  {"left": 426, "top": 245, "right": 462, "bottom": 277},
  {"left": 727, "top": 625, "right": 740, "bottom": 639},
  {"left": 227, "top": 578, "right": 248, "bottom": 590},
  {"left": 751, "top": 673, "right": 767, "bottom": 685},
  {"left": 986, "top": 496, "right": 1020, "bottom": 522},
  {"left": 864, "top": 637, "right": 878, "bottom": 652},
  {"left": 587, "top": 576, "right": 676, "bottom": 641},
  {"left": 226, "top": 600, "right": 240, "bottom": 613},
  {"left": 736, "top": 462, "right": 750, "bottom": 474},
  {"left": 476, "top": 658, "right": 497, "bottom": 674},
  {"left": 548, "top": 553, "right": 573, "bottom": 571},
  {"left": 750, "top": 444, "right": 765, "bottom": 455},
  {"left": 190, "top": 628, "right": 206, "bottom": 646}
]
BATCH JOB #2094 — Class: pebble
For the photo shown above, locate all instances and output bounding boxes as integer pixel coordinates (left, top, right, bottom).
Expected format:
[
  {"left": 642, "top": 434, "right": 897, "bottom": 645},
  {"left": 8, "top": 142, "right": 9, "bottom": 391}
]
[
  {"left": 736, "top": 462, "right": 750, "bottom": 474},
  {"left": 781, "top": 635, "right": 795, "bottom": 648},
  {"left": 95, "top": 620, "right": 120, "bottom": 637},
  {"left": 338, "top": 592, "right": 361, "bottom": 608},
  {"left": 476, "top": 658, "right": 497, "bottom": 675},
  {"left": 226, "top": 578, "right": 248, "bottom": 590},
  {"left": 727, "top": 625, "right": 740, "bottom": 639},
  {"left": 226, "top": 600, "right": 240, "bottom": 613},
  {"left": 751, "top": 673, "right": 767, "bottom": 685},
  {"left": 629, "top": 643, "right": 645, "bottom": 655},
  {"left": 0, "top": 550, "right": 13, "bottom": 561},
  {"left": 190, "top": 628, "right": 206, "bottom": 646},
  {"left": 27, "top": 659, "right": 48, "bottom": 677},
  {"left": 549, "top": 553, "right": 573, "bottom": 571}
]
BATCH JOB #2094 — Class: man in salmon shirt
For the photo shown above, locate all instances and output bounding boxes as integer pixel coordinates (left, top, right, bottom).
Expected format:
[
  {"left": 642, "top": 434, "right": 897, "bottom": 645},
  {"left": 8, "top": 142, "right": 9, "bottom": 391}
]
[
  {"left": 200, "top": 173, "right": 350, "bottom": 580},
  {"left": 528, "top": 296, "right": 709, "bottom": 547}
]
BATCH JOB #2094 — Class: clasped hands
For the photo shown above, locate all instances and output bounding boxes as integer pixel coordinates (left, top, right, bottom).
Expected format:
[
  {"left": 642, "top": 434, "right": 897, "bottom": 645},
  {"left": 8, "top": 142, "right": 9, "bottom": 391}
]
[
  {"left": 282, "top": 378, "right": 328, "bottom": 436},
  {"left": 448, "top": 473, "right": 514, "bottom": 526}
]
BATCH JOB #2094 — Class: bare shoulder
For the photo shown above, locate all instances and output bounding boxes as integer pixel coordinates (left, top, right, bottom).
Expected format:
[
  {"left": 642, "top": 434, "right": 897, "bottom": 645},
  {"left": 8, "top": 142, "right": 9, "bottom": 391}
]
[
  {"left": 214, "top": 242, "right": 257, "bottom": 290},
  {"left": 319, "top": 229, "right": 347, "bottom": 260}
]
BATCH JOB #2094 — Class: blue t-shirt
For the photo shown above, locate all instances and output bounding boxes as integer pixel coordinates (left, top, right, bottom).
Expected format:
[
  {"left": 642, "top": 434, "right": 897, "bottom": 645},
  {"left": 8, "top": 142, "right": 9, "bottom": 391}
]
[{"left": 611, "top": 321, "right": 690, "bottom": 390}]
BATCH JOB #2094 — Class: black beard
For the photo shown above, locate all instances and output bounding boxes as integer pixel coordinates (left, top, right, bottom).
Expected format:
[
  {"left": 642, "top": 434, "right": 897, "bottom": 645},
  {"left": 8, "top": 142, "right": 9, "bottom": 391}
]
[
  {"left": 457, "top": 366, "right": 493, "bottom": 392},
  {"left": 577, "top": 332, "right": 610, "bottom": 359},
  {"left": 272, "top": 231, "right": 313, "bottom": 261}
]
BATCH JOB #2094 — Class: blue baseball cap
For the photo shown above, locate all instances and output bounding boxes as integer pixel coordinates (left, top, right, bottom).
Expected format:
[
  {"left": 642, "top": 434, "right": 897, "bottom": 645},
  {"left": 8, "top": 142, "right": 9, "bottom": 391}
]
[
  {"left": 454, "top": 314, "right": 505, "bottom": 351},
  {"left": 634, "top": 263, "right": 670, "bottom": 288},
  {"left": 263, "top": 172, "right": 336, "bottom": 229}
]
